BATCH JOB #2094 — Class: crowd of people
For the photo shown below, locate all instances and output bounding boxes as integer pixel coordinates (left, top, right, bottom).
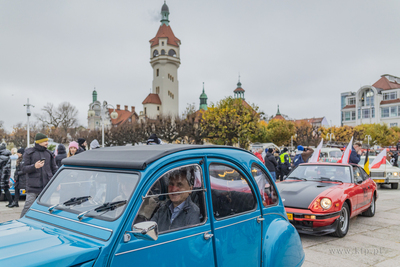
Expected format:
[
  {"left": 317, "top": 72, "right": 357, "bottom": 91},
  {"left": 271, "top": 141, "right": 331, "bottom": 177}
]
[{"left": 0, "top": 133, "right": 101, "bottom": 217}]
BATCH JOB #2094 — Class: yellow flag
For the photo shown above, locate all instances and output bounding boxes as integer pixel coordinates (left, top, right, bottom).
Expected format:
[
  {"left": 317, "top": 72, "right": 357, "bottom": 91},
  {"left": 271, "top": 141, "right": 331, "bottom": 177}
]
[{"left": 364, "top": 149, "right": 370, "bottom": 175}]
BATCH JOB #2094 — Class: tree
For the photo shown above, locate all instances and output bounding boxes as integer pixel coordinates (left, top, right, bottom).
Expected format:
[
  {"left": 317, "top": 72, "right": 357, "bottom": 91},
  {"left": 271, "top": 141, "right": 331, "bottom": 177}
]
[
  {"left": 249, "top": 120, "right": 269, "bottom": 143},
  {"left": 265, "top": 119, "right": 296, "bottom": 146},
  {"left": 8, "top": 123, "right": 38, "bottom": 148},
  {"left": 294, "top": 121, "right": 322, "bottom": 147},
  {"left": 200, "top": 97, "right": 260, "bottom": 148},
  {"left": 0, "top": 121, "right": 8, "bottom": 142}
]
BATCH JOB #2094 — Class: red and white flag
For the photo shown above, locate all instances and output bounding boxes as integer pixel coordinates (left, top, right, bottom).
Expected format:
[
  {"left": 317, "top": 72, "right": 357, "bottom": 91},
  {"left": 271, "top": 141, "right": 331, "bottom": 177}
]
[
  {"left": 337, "top": 137, "right": 353, "bottom": 164},
  {"left": 309, "top": 139, "right": 323, "bottom": 163},
  {"left": 370, "top": 149, "right": 387, "bottom": 169}
]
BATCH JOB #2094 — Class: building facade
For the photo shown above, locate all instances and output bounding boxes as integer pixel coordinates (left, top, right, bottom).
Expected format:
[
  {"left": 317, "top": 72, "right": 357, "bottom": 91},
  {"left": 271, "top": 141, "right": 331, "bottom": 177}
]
[
  {"left": 341, "top": 74, "right": 400, "bottom": 127},
  {"left": 142, "top": 2, "right": 181, "bottom": 119}
]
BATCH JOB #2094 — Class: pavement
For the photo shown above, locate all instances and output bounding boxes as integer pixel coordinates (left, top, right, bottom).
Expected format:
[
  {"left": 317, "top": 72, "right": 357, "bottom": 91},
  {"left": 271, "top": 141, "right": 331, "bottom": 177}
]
[{"left": 0, "top": 185, "right": 399, "bottom": 266}]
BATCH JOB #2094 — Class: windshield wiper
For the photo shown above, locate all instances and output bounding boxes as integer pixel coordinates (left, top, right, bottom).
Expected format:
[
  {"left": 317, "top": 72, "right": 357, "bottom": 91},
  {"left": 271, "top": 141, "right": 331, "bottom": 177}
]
[
  {"left": 286, "top": 177, "right": 307, "bottom": 181},
  {"left": 48, "top": 196, "right": 91, "bottom": 213},
  {"left": 77, "top": 200, "right": 127, "bottom": 221},
  {"left": 313, "top": 177, "right": 343, "bottom": 184}
]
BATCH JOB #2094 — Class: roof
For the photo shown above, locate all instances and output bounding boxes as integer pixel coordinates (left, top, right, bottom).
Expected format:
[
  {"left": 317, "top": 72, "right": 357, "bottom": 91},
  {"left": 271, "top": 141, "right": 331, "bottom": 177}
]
[
  {"left": 293, "top": 117, "right": 325, "bottom": 124},
  {"left": 234, "top": 87, "right": 245, "bottom": 92},
  {"left": 272, "top": 114, "right": 285, "bottom": 120},
  {"left": 142, "top": 93, "right": 162, "bottom": 105},
  {"left": 373, "top": 76, "right": 400, "bottom": 90},
  {"left": 149, "top": 24, "right": 181, "bottom": 47},
  {"left": 342, "top": 105, "right": 356, "bottom": 110},
  {"left": 380, "top": 99, "right": 400, "bottom": 105},
  {"left": 62, "top": 145, "right": 251, "bottom": 170},
  {"left": 108, "top": 108, "right": 138, "bottom": 126}
]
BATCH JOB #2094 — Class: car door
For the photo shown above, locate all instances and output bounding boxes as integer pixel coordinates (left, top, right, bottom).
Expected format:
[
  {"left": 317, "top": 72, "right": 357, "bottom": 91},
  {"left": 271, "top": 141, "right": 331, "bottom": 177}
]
[
  {"left": 207, "top": 160, "right": 262, "bottom": 267},
  {"left": 359, "top": 167, "right": 373, "bottom": 206},
  {"left": 353, "top": 166, "right": 368, "bottom": 210},
  {"left": 109, "top": 160, "right": 215, "bottom": 267}
]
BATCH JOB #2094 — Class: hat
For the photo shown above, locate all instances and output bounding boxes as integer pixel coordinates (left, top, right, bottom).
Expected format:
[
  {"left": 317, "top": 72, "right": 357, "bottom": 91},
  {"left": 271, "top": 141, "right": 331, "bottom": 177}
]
[
  {"left": 35, "top": 133, "right": 49, "bottom": 144},
  {"left": 90, "top": 139, "right": 100, "bottom": 149},
  {"left": 17, "top": 148, "right": 25, "bottom": 154},
  {"left": 147, "top": 134, "right": 160, "bottom": 145},
  {"left": 69, "top": 141, "right": 79, "bottom": 150},
  {"left": 282, "top": 147, "right": 288, "bottom": 153},
  {"left": 297, "top": 145, "right": 304, "bottom": 151},
  {"left": 268, "top": 148, "right": 273, "bottom": 153},
  {"left": 77, "top": 138, "right": 86, "bottom": 146}
]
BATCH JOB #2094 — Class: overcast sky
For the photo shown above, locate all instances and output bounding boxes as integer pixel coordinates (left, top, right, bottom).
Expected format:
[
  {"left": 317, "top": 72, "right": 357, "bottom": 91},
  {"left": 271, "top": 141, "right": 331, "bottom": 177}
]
[{"left": 1, "top": 0, "right": 399, "bottom": 132}]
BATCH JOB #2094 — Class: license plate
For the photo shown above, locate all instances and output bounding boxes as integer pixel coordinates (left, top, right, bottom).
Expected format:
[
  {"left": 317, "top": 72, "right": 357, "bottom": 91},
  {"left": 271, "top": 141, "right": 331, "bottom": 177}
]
[
  {"left": 373, "top": 179, "right": 385, "bottom": 183},
  {"left": 287, "top": 213, "right": 293, "bottom": 220}
]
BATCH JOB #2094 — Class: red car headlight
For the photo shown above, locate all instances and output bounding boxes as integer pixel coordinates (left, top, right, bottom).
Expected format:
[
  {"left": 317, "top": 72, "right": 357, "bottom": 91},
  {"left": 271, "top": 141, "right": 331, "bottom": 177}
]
[{"left": 320, "top": 198, "right": 332, "bottom": 210}]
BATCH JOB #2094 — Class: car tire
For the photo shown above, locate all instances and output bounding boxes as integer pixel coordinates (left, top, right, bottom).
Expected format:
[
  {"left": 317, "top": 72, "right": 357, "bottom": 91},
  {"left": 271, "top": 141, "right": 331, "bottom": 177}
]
[
  {"left": 331, "top": 202, "right": 350, "bottom": 238},
  {"left": 362, "top": 194, "right": 376, "bottom": 217},
  {"left": 391, "top": 183, "right": 399, "bottom": 189}
]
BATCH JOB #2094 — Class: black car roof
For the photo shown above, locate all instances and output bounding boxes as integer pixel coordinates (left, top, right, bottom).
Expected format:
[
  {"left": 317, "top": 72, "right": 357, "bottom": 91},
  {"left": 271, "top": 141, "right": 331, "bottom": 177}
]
[{"left": 62, "top": 144, "right": 249, "bottom": 170}]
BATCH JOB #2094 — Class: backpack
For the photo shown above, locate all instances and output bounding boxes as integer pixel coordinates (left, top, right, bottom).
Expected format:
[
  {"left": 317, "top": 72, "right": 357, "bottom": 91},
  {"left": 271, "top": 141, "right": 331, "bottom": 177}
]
[{"left": 293, "top": 154, "right": 304, "bottom": 167}]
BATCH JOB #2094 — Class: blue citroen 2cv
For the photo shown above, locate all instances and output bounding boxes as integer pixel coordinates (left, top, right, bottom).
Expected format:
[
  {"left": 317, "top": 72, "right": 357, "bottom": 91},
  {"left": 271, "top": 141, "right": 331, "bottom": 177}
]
[{"left": 0, "top": 145, "right": 304, "bottom": 266}]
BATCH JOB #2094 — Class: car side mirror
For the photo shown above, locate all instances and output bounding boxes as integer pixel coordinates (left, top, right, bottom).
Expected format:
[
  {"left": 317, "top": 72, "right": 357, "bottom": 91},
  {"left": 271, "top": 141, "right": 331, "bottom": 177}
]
[
  {"left": 355, "top": 177, "right": 363, "bottom": 184},
  {"left": 124, "top": 221, "right": 158, "bottom": 242}
]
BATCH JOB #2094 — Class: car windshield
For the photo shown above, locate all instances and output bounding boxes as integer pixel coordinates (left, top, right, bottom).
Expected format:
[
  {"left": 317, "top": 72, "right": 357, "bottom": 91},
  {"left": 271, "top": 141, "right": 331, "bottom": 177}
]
[
  {"left": 329, "top": 151, "right": 342, "bottom": 158},
  {"left": 288, "top": 165, "right": 352, "bottom": 183},
  {"left": 39, "top": 169, "right": 139, "bottom": 220}
]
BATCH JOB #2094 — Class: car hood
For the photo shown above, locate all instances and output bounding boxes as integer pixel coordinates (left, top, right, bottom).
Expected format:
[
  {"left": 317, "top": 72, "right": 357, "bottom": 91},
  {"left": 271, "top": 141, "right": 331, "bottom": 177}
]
[
  {"left": 0, "top": 220, "right": 101, "bottom": 266},
  {"left": 276, "top": 180, "right": 340, "bottom": 209}
]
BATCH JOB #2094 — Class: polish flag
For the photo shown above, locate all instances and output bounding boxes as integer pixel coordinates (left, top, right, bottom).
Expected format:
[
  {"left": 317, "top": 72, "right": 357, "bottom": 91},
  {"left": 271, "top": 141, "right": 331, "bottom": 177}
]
[
  {"left": 370, "top": 149, "right": 387, "bottom": 169},
  {"left": 337, "top": 137, "right": 353, "bottom": 164},
  {"left": 309, "top": 139, "right": 323, "bottom": 163}
]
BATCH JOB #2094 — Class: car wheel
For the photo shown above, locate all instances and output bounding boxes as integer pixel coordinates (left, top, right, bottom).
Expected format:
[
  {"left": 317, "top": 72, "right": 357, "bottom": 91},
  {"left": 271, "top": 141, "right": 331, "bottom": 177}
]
[
  {"left": 331, "top": 202, "right": 350, "bottom": 238},
  {"left": 362, "top": 194, "right": 376, "bottom": 217},
  {"left": 391, "top": 183, "right": 399, "bottom": 189}
]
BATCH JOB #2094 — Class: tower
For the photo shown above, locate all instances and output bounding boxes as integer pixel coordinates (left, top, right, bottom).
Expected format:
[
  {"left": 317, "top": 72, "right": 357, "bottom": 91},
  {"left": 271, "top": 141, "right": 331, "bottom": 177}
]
[
  {"left": 233, "top": 76, "right": 245, "bottom": 100},
  {"left": 199, "top": 82, "right": 208, "bottom": 110},
  {"left": 143, "top": 1, "right": 181, "bottom": 119}
]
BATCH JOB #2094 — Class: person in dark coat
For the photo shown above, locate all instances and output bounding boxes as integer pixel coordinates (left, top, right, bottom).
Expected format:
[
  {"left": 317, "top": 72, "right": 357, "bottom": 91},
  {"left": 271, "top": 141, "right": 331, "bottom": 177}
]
[
  {"left": 264, "top": 148, "right": 278, "bottom": 182},
  {"left": 75, "top": 138, "right": 87, "bottom": 154},
  {"left": 55, "top": 144, "right": 67, "bottom": 168},
  {"left": 8, "top": 148, "right": 25, "bottom": 208},
  {"left": 0, "top": 143, "right": 13, "bottom": 206},
  {"left": 349, "top": 142, "right": 362, "bottom": 164},
  {"left": 20, "top": 133, "right": 58, "bottom": 218}
]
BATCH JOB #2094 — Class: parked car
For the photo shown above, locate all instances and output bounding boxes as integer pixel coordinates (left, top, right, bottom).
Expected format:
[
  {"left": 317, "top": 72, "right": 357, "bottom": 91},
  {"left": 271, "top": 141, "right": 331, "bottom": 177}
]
[
  {"left": 319, "top": 148, "right": 342, "bottom": 163},
  {"left": 359, "top": 156, "right": 400, "bottom": 189},
  {"left": 0, "top": 145, "right": 305, "bottom": 267},
  {"left": 277, "top": 163, "right": 377, "bottom": 237}
]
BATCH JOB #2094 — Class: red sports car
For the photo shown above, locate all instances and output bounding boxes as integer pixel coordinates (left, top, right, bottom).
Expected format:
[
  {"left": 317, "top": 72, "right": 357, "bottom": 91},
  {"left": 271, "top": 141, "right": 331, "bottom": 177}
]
[{"left": 276, "top": 163, "right": 377, "bottom": 237}]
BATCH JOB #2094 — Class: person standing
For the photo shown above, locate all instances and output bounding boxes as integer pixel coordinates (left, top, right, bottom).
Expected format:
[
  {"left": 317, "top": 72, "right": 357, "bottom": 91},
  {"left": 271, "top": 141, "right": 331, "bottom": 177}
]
[
  {"left": 0, "top": 143, "right": 13, "bottom": 207},
  {"left": 349, "top": 142, "right": 362, "bottom": 164},
  {"left": 90, "top": 139, "right": 101, "bottom": 149},
  {"left": 264, "top": 148, "right": 278, "bottom": 182},
  {"left": 279, "top": 148, "right": 292, "bottom": 180},
  {"left": 293, "top": 145, "right": 314, "bottom": 167},
  {"left": 254, "top": 148, "right": 265, "bottom": 163},
  {"left": 8, "top": 148, "right": 25, "bottom": 208},
  {"left": 20, "top": 133, "right": 58, "bottom": 218},
  {"left": 76, "top": 138, "right": 87, "bottom": 154},
  {"left": 55, "top": 144, "right": 67, "bottom": 167},
  {"left": 67, "top": 141, "right": 79, "bottom": 157}
]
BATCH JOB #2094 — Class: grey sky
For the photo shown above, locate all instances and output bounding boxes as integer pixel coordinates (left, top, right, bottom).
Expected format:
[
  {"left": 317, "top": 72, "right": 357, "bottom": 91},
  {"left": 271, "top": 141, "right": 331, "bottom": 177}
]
[{"left": 1, "top": 0, "right": 399, "bottom": 132}]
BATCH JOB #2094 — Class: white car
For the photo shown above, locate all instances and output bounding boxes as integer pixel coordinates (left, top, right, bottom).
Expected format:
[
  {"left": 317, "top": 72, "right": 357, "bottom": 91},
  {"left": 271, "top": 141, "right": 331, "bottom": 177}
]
[
  {"left": 359, "top": 156, "right": 400, "bottom": 189},
  {"left": 319, "top": 148, "right": 343, "bottom": 163}
]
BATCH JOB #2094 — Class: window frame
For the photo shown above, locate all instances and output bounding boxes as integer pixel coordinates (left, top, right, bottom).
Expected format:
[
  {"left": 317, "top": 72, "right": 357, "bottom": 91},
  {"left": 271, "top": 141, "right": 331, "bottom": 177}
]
[
  {"left": 208, "top": 162, "right": 258, "bottom": 221},
  {"left": 250, "top": 163, "right": 279, "bottom": 208}
]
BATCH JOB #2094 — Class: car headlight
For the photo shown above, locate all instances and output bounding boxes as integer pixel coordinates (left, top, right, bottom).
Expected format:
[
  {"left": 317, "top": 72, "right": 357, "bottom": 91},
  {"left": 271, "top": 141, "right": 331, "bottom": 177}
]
[
  {"left": 393, "top": 172, "right": 398, "bottom": 176},
  {"left": 320, "top": 198, "right": 332, "bottom": 210}
]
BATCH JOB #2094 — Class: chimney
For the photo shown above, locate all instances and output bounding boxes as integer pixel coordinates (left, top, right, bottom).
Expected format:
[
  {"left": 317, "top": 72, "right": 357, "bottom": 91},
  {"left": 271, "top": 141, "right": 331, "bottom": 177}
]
[
  {"left": 116, "top": 104, "right": 120, "bottom": 110},
  {"left": 124, "top": 105, "right": 128, "bottom": 111},
  {"left": 131, "top": 106, "right": 135, "bottom": 113}
]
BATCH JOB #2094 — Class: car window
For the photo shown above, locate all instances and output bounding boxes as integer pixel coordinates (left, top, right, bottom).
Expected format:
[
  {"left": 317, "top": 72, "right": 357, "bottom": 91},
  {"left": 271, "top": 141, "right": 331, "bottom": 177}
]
[
  {"left": 329, "top": 151, "right": 343, "bottom": 158},
  {"left": 134, "top": 164, "right": 206, "bottom": 234},
  {"left": 353, "top": 166, "right": 363, "bottom": 183},
  {"left": 251, "top": 164, "right": 278, "bottom": 207},
  {"left": 209, "top": 164, "right": 257, "bottom": 219},
  {"left": 358, "top": 167, "right": 368, "bottom": 181},
  {"left": 39, "top": 169, "right": 139, "bottom": 221},
  {"left": 320, "top": 152, "right": 328, "bottom": 158}
]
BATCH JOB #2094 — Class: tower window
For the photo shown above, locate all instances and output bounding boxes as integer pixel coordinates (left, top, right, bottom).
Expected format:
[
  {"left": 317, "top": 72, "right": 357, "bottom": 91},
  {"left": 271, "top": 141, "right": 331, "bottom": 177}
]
[
  {"left": 162, "top": 41, "right": 164, "bottom": 46},
  {"left": 144, "top": 107, "right": 147, "bottom": 115},
  {"left": 153, "top": 50, "right": 159, "bottom": 57},
  {"left": 168, "top": 49, "right": 176, "bottom": 57},
  {"left": 161, "top": 49, "right": 166, "bottom": 55},
  {"left": 157, "top": 106, "right": 160, "bottom": 111},
  {"left": 156, "top": 86, "right": 160, "bottom": 94},
  {"left": 157, "top": 69, "right": 159, "bottom": 76}
]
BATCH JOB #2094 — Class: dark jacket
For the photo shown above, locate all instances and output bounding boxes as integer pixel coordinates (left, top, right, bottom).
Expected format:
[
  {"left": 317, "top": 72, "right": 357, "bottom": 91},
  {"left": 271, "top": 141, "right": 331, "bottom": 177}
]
[
  {"left": 349, "top": 147, "right": 361, "bottom": 164},
  {"left": 0, "top": 146, "right": 11, "bottom": 189},
  {"left": 264, "top": 152, "right": 278, "bottom": 172},
  {"left": 151, "top": 197, "right": 200, "bottom": 233},
  {"left": 22, "top": 143, "right": 58, "bottom": 194},
  {"left": 75, "top": 147, "right": 85, "bottom": 155},
  {"left": 55, "top": 144, "right": 67, "bottom": 168},
  {"left": 14, "top": 157, "right": 26, "bottom": 189}
]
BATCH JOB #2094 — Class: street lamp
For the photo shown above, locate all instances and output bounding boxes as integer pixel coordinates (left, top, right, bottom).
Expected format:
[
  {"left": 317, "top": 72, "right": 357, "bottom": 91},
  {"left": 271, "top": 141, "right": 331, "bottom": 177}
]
[
  {"left": 365, "top": 135, "right": 372, "bottom": 147},
  {"left": 291, "top": 134, "right": 297, "bottom": 151},
  {"left": 326, "top": 133, "right": 335, "bottom": 142},
  {"left": 23, "top": 98, "right": 34, "bottom": 147},
  {"left": 88, "top": 101, "right": 118, "bottom": 147}
]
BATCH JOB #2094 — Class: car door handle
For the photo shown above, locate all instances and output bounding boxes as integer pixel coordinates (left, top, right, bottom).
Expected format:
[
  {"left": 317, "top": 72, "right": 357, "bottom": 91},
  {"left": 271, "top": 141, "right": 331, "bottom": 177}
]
[
  {"left": 203, "top": 232, "right": 213, "bottom": 240},
  {"left": 257, "top": 216, "right": 265, "bottom": 223}
]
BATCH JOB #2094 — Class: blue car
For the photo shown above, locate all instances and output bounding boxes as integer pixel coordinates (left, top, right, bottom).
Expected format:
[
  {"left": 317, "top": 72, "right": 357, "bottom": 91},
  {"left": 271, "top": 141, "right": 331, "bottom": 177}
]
[{"left": 0, "top": 145, "right": 304, "bottom": 266}]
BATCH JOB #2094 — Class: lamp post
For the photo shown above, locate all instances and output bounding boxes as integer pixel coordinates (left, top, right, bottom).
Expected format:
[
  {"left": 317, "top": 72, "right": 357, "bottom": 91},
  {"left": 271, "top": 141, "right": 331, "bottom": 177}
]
[
  {"left": 365, "top": 135, "right": 372, "bottom": 146},
  {"left": 23, "top": 98, "right": 34, "bottom": 147},
  {"left": 88, "top": 101, "right": 118, "bottom": 147},
  {"left": 291, "top": 134, "right": 297, "bottom": 151},
  {"left": 326, "top": 133, "right": 335, "bottom": 142}
]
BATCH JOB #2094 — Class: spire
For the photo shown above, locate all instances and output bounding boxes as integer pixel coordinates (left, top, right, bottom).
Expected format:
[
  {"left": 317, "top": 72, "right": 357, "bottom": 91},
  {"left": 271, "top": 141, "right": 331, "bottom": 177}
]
[
  {"left": 233, "top": 75, "right": 245, "bottom": 100},
  {"left": 276, "top": 105, "right": 281, "bottom": 115},
  {"left": 237, "top": 73, "right": 242, "bottom": 88},
  {"left": 161, "top": 1, "right": 170, "bottom": 26},
  {"left": 92, "top": 87, "right": 97, "bottom": 103},
  {"left": 199, "top": 82, "right": 208, "bottom": 110}
]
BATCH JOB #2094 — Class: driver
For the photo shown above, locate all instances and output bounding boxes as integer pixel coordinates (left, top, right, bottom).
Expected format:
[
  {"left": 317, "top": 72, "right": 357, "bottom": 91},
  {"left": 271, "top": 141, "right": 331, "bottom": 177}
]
[{"left": 151, "top": 169, "right": 200, "bottom": 232}]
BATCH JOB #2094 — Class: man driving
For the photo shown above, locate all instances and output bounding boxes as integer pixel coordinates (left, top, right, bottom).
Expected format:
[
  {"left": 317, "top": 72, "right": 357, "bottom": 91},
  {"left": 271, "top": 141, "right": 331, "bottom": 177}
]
[{"left": 151, "top": 169, "right": 200, "bottom": 232}]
